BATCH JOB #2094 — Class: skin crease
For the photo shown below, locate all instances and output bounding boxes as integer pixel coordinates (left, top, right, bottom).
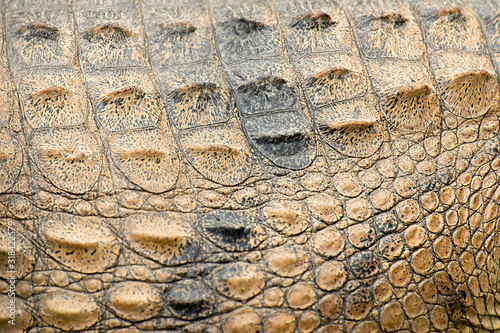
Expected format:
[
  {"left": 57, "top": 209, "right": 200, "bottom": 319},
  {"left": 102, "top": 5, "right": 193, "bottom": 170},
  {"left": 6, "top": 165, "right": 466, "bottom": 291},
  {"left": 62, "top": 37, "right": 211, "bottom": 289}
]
[{"left": 0, "top": 0, "right": 499, "bottom": 332}]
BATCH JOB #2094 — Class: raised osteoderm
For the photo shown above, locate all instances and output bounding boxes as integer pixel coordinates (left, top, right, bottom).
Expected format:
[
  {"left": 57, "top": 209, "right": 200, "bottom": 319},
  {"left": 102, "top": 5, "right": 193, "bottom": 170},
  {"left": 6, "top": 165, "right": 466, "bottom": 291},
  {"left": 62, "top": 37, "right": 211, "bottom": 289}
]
[{"left": 1, "top": 0, "right": 500, "bottom": 332}]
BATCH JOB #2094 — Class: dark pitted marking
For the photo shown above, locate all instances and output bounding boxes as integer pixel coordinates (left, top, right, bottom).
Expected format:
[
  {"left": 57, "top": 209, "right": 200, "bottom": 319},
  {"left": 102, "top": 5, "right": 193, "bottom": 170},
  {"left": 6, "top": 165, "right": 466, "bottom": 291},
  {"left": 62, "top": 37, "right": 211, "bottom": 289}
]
[
  {"left": 292, "top": 11, "right": 335, "bottom": 30},
  {"left": 162, "top": 21, "right": 197, "bottom": 36},
  {"left": 414, "top": 2, "right": 486, "bottom": 52},
  {"left": 0, "top": 128, "right": 23, "bottom": 192},
  {"left": 236, "top": 75, "right": 298, "bottom": 116},
  {"left": 221, "top": 17, "right": 267, "bottom": 35},
  {"left": 95, "top": 86, "right": 161, "bottom": 132},
  {"left": 381, "top": 83, "right": 439, "bottom": 131},
  {"left": 38, "top": 290, "right": 100, "bottom": 331},
  {"left": 211, "top": 262, "right": 265, "bottom": 300},
  {"left": 107, "top": 281, "right": 162, "bottom": 322},
  {"left": 349, "top": 251, "right": 380, "bottom": 278},
  {"left": 243, "top": 110, "right": 316, "bottom": 170},
  {"left": 274, "top": 0, "right": 353, "bottom": 55},
  {"left": 26, "top": 87, "right": 85, "bottom": 129},
  {"left": 28, "top": 127, "right": 101, "bottom": 194},
  {"left": 374, "top": 212, "right": 399, "bottom": 234},
  {"left": 16, "top": 67, "right": 89, "bottom": 128},
  {"left": 121, "top": 212, "right": 202, "bottom": 266},
  {"left": 200, "top": 210, "right": 266, "bottom": 251},
  {"left": 294, "top": 51, "right": 367, "bottom": 106},
  {"left": 365, "top": 58, "right": 440, "bottom": 132},
  {"left": 143, "top": 5, "right": 213, "bottom": 66},
  {"left": 109, "top": 128, "right": 180, "bottom": 193},
  {"left": 168, "top": 82, "right": 230, "bottom": 129},
  {"left": 314, "top": 98, "right": 383, "bottom": 158},
  {"left": 348, "top": 0, "right": 425, "bottom": 60},
  {"left": 166, "top": 281, "right": 216, "bottom": 320},
  {"left": 38, "top": 213, "right": 120, "bottom": 273},
  {"left": 438, "top": 66, "right": 499, "bottom": 118},
  {"left": 83, "top": 22, "right": 136, "bottom": 43},
  {"left": 16, "top": 21, "right": 59, "bottom": 41},
  {"left": 179, "top": 119, "right": 252, "bottom": 185}
]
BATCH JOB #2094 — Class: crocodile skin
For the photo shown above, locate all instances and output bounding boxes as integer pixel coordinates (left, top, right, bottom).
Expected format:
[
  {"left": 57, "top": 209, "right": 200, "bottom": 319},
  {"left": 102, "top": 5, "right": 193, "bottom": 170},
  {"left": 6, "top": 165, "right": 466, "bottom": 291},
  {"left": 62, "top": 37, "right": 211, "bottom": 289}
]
[{"left": 0, "top": 0, "right": 499, "bottom": 332}]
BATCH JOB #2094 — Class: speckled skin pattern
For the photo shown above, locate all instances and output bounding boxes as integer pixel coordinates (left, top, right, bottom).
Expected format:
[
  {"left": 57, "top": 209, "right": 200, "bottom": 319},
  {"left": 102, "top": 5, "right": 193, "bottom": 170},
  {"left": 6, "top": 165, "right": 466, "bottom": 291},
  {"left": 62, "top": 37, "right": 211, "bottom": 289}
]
[{"left": 0, "top": 0, "right": 499, "bottom": 332}]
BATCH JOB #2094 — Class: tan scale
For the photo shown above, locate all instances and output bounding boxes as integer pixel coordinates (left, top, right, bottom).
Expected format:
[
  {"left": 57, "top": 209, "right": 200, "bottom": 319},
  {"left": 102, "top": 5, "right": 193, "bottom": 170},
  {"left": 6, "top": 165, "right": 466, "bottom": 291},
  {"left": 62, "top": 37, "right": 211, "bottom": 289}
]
[
  {"left": 7, "top": 10, "right": 75, "bottom": 69},
  {"left": 107, "top": 281, "right": 163, "bottom": 322},
  {"left": 76, "top": 6, "right": 146, "bottom": 70},
  {"left": 15, "top": 67, "right": 89, "bottom": 129},
  {"left": 119, "top": 211, "right": 202, "bottom": 266},
  {"left": 0, "top": 0, "right": 499, "bottom": 331},
  {"left": 38, "top": 213, "right": 120, "bottom": 273}
]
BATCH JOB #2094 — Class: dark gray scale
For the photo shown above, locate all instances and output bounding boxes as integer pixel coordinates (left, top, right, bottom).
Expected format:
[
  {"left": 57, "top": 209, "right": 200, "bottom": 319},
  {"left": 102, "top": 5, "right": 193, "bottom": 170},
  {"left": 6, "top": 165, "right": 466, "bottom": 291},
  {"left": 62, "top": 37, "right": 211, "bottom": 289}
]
[
  {"left": 75, "top": 5, "right": 146, "bottom": 71},
  {"left": 6, "top": 8, "right": 76, "bottom": 69},
  {"left": 210, "top": 0, "right": 281, "bottom": 64},
  {"left": 200, "top": 210, "right": 266, "bottom": 251},
  {"left": 242, "top": 110, "right": 316, "bottom": 170},
  {"left": 166, "top": 281, "right": 217, "bottom": 320},
  {"left": 142, "top": 4, "right": 213, "bottom": 67},
  {"left": 210, "top": 0, "right": 316, "bottom": 170},
  {"left": 226, "top": 59, "right": 300, "bottom": 116}
]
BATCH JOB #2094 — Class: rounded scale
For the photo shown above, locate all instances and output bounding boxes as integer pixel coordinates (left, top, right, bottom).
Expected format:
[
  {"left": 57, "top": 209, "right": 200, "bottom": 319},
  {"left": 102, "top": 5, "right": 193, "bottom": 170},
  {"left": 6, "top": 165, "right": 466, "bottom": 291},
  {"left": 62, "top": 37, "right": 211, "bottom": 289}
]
[
  {"left": 166, "top": 281, "right": 216, "bottom": 320},
  {"left": 313, "top": 97, "right": 383, "bottom": 157},
  {"left": 0, "top": 219, "right": 36, "bottom": 279},
  {"left": 211, "top": 262, "right": 265, "bottom": 301},
  {"left": 15, "top": 67, "right": 88, "bottom": 128},
  {"left": 28, "top": 127, "right": 101, "bottom": 194},
  {"left": 109, "top": 128, "right": 180, "bottom": 193},
  {"left": 275, "top": 0, "right": 353, "bottom": 55},
  {"left": 179, "top": 119, "right": 253, "bottom": 185},
  {"left": 200, "top": 210, "right": 266, "bottom": 252},
  {"left": 121, "top": 211, "right": 202, "bottom": 266},
  {"left": 349, "top": 0, "right": 425, "bottom": 60},
  {"left": 295, "top": 51, "right": 367, "bottom": 106},
  {"left": 432, "top": 51, "right": 499, "bottom": 118},
  {"left": 38, "top": 290, "right": 100, "bottom": 331},
  {"left": 107, "top": 281, "right": 162, "bottom": 322},
  {"left": 366, "top": 58, "right": 440, "bottom": 132},
  {"left": 7, "top": 9, "right": 75, "bottom": 69},
  {"left": 38, "top": 213, "right": 120, "bottom": 273},
  {"left": 76, "top": 7, "right": 146, "bottom": 70},
  {"left": 143, "top": 4, "right": 213, "bottom": 67},
  {"left": 95, "top": 86, "right": 161, "bottom": 132},
  {"left": 158, "top": 61, "right": 231, "bottom": 129}
]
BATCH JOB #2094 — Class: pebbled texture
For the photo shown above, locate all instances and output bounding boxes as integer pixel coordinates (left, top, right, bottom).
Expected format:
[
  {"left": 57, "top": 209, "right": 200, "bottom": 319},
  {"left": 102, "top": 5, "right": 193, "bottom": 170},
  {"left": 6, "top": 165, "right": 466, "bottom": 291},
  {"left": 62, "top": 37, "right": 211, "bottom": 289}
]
[{"left": 0, "top": 0, "right": 499, "bottom": 332}]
